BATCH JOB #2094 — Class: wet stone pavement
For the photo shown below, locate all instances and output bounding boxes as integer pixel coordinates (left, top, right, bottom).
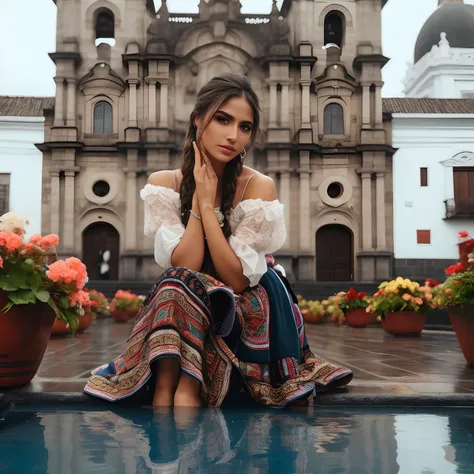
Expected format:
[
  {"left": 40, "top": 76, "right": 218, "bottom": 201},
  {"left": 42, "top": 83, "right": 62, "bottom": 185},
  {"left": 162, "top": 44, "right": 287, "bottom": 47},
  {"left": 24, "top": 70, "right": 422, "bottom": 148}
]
[{"left": 4, "top": 318, "right": 474, "bottom": 397}]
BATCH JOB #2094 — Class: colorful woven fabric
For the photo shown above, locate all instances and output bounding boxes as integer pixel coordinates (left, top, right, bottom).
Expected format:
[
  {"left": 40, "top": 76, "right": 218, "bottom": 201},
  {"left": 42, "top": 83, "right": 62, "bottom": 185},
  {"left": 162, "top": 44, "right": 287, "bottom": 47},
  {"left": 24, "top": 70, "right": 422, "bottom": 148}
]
[{"left": 84, "top": 267, "right": 352, "bottom": 407}]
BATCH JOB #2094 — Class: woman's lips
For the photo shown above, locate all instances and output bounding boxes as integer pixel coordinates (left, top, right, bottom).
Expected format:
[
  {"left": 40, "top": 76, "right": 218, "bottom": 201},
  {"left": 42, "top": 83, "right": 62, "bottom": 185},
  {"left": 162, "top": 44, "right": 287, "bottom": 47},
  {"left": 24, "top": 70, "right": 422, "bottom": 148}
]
[{"left": 218, "top": 145, "right": 236, "bottom": 155}]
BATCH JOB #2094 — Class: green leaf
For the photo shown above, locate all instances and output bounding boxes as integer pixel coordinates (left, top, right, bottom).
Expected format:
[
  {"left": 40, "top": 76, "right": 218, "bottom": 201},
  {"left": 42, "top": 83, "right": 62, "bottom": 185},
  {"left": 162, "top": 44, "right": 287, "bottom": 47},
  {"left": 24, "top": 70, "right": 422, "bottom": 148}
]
[
  {"left": 8, "top": 289, "right": 37, "bottom": 305},
  {"left": 35, "top": 290, "right": 50, "bottom": 303}
]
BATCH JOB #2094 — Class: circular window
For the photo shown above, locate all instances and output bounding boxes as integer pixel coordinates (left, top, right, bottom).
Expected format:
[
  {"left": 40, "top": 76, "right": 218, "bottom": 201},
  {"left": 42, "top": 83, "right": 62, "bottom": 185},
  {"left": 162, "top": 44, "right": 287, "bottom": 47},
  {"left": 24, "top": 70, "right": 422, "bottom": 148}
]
[
  {"left": 93, "top": 180, "right": 110, "bottom": 197},
  {"left": 327, "top": 182, "right": 343, "bottom": 199}
]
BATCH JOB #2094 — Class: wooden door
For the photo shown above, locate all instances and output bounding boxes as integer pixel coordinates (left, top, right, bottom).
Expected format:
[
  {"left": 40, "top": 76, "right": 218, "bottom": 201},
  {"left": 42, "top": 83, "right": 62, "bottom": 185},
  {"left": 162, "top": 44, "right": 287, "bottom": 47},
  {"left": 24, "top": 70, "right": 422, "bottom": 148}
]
[
  {"left": 454, "top": 167, "right": 474, "bottom": 214},
  {"left": 82, "top": 223, "right": 120, "bottom": 280},
  {"left": 316, "top": 225, "right": 353, "bottom": 281}
]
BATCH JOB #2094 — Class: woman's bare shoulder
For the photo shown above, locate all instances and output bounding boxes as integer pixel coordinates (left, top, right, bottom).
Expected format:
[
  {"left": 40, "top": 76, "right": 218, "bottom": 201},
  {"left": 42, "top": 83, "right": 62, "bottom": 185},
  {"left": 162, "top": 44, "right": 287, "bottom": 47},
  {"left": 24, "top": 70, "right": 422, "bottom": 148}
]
[
  {"left": 147, "top": 169, "right": 180, "bottom": 190},
  {"left": 240, "top": 167, "right": 277, "bottom": 201}
]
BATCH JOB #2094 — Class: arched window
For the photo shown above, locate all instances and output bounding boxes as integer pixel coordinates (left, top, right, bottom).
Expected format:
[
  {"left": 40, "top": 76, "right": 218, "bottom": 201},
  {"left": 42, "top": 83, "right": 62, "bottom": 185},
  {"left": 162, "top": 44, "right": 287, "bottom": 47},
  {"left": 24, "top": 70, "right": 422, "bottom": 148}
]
[
  {"left": 93, "top": 101, "right": 113, "bottom": 134},
  {"left": 95, "top": 9, "right": 115, "bottom": 47},
  {"left": 324, "top": 103, "right": 344, "bottom": 135},
  {"left": 324, "top": 12, "right": 344, "bottom": 48}
]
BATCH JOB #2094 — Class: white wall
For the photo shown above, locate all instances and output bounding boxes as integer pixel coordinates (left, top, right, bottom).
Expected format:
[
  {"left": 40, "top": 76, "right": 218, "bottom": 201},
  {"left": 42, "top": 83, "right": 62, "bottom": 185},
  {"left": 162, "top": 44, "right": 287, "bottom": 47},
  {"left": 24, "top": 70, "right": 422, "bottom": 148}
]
[
  {"left": 392, "top": 115, "right": 474, "bottom": 259},
  {"left": 405, "top": 44, "right": 474, "bottom": 98},
  {"left": 0, "top": 117, "right": 44, "bottom": 237}
]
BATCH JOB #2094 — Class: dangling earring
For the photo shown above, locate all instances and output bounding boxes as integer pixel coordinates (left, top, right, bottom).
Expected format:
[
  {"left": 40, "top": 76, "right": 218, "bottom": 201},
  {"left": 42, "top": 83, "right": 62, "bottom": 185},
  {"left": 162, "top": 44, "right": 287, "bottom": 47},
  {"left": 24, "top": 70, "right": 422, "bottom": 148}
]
[{"left": 240, "top": 148, "right": 247, "bottom": 160}]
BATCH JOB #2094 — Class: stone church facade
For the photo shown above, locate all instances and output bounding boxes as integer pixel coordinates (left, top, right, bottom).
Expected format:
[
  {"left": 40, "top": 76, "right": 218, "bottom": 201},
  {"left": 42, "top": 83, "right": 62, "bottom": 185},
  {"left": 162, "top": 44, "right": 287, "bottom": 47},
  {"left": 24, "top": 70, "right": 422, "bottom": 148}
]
[{"left": 38, "top": 0, "right": 394, "bottom": 282}]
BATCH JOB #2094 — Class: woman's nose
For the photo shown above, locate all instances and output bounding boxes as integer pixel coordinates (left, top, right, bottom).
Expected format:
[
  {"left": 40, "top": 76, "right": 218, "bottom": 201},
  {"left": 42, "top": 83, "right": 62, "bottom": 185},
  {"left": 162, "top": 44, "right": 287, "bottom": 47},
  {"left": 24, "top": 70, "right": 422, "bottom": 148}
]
[{"left": 227, "top": 126, "right": 238, "bottom": 143}]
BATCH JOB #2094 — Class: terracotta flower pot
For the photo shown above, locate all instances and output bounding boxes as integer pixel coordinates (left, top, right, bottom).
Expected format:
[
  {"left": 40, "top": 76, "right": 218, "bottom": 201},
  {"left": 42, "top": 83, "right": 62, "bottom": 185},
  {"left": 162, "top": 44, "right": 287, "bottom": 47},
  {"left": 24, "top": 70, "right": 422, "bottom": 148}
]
[
  {"left": 0, "top": 290, "right": 55, "bottom": 388},
  {"left": 448, "top": 304, "right": 474, "bottom": 366},
  {"left": 78, "top": 310, "right": 93, "bottom": 332},
  {"left": 301, "top": 309, "right": 325, "bottom": 324},
  {"left": 50, "top": 319, "right": 71, "bottom": 336},
  {"left": 381, "top": 311, "right": 426, "bottom": 336},
  {"left": 112, "top": 309, "right": 133, "bottom": 322},
  {"left": 345, "top": 308, "right": 378, "bottom": 328}
]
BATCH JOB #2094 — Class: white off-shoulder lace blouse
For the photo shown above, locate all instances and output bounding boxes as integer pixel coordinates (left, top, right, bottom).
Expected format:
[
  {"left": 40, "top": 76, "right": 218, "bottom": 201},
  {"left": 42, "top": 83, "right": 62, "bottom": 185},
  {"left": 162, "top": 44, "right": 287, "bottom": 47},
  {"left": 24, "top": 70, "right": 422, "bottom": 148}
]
[{"left": 140, "top": 183, "right": 287, "bottom": 287}]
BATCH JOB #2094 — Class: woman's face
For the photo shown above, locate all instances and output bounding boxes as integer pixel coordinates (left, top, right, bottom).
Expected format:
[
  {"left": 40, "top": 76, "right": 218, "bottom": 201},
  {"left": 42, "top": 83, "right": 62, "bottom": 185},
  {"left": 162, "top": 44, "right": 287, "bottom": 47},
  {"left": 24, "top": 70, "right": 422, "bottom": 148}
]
[{"left": 196, "top": 96, "right": 255, "bottom": 165}]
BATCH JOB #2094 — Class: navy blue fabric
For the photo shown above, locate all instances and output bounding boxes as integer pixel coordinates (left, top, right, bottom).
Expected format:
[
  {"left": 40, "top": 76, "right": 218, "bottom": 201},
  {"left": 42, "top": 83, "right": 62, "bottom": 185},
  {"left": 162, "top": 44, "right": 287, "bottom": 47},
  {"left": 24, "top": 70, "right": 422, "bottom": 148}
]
[{"left": 223, "top": 269, "right": 301, "bottom": 365}]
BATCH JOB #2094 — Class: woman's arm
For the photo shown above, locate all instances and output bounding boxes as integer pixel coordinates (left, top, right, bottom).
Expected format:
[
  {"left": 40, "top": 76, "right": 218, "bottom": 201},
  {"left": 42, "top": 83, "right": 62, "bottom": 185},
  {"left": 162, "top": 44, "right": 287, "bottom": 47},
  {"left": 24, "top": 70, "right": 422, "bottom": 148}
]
[
  {"left": 147, "top": 171, "right": 205, "bottom": 272},
  {"left": 201, "top": 174, "right": 277, "bottom": 293}
]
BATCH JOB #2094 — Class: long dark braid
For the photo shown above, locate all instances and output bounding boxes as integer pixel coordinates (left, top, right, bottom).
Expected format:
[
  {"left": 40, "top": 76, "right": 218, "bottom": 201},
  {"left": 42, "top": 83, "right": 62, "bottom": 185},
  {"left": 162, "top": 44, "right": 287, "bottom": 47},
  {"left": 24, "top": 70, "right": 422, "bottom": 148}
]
[{"left": 179, "top": 74, "right": 260, "bottom": 241}]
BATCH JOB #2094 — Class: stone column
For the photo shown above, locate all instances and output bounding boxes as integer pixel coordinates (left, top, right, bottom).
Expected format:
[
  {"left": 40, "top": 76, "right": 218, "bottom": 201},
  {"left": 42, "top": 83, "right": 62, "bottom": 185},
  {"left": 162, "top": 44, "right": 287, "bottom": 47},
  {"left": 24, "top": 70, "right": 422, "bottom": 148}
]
[
  {"left": 66, "top": 79, "right": 76, "bottom": 127},
  {"left": 63, "top": 171, "right": 75, "bottom": 250},
  {"left": 300, "top": 80, "right": 311, "bottom": 128},
  {"left": 125, "top": 170, "right": 137, "bottom": 251},
  {"left": 159, "top": 80, "right": 169, "bottom": 128},
  {"left": 50, "top": 171, "right": 60, "bottom": 237},
  {"left": 128, "top": 79, "right": 139, "bottom": 127},
  {"left": 279, "top": 150, "right": 291, "bottom": 250},
  {"left": 299, "top": 152, "right": 311, "bottom": 251},
  {"left": 281, "top": 84, "right": 290, "bottom": 128},
  {"left": 147, "top": 79, "right": 157, "bottom": 127},
  {"left": 376, "top": 172, "right": 386, "bottom": 250},
  {"left": 54, "top": 78, "right": 65, "bottom": 126},
  {"left": 269, "top": 83, "right": 278, "bottom": 127},
  {"left": 374, "top": 85, "right": 383, "bottom": 128},
  {"left": 266, "top": 149, "right": 278, "bottom": 181},
  {"left": 361, "top": 173, "right": 373, "bottom": 250},
  {"left": 362, "top": 84, "right": 371, "bottom": 129}
]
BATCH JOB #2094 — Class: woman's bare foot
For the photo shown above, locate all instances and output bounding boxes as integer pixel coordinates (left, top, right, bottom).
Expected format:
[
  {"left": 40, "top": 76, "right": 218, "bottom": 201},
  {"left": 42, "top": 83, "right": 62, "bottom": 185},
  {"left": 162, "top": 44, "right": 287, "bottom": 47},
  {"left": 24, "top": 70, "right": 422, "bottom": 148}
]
[
  {"left": 174, "top": 372, "right": 202, "bottom": 407},
  {"left": 174, "top": 393, "right": 201, "bottom": 407},
  {"left": 152, "top": 357, "right": 181, "bottom": 407}
]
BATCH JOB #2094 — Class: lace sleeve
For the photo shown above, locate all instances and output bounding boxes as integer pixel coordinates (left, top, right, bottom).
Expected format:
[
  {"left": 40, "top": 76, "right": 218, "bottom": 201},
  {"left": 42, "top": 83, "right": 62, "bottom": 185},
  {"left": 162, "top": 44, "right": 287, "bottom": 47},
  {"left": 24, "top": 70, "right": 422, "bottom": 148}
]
[
  {"left": 140, "top": 184, "right": 185, "bottom": 271},
  {"left": 228, "top": 199, "right": 286, "bottom": 287}
]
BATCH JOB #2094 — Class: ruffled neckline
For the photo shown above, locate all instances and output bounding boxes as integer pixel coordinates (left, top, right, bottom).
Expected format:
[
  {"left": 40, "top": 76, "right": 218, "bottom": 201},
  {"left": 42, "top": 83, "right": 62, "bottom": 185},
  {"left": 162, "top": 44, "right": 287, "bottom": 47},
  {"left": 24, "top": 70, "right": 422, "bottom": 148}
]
[{"left": 140, "top": 183, "right": 281, "bottom": 215}]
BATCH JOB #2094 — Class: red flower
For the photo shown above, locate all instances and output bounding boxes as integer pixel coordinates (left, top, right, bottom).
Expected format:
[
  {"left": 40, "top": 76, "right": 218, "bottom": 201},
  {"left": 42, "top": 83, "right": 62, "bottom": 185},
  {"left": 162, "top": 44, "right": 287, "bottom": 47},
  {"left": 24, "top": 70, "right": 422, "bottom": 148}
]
[
  {"left": 358, "top": 292, "right": 367, "bottom": 298},
  {"left": 346, "top": 288, "right": 358, "bottom": 300},
  {"left": 445, "top": 263, "right": 465, "bottom": 275},
  {"left": 458, "top": 231, "right": 469, "bottom": 239},
  {"left": 425, "top": 278, "right": 440, "bottom": 287}
]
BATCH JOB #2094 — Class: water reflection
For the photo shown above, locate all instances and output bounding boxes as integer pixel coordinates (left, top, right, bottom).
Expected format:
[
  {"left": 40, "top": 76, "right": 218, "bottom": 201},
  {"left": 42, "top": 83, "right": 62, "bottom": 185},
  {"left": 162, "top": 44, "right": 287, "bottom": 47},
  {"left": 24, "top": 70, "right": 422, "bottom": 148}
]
[{"left": 1, "top": 405, "right": 474, "bottom": 473}]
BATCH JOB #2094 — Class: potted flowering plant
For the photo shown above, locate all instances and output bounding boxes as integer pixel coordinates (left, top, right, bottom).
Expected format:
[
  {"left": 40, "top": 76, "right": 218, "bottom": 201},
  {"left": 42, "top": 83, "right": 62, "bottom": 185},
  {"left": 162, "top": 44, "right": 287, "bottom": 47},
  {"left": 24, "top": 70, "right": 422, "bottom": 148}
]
[
  {"left": 0, "top": 212, "right": 89, "bottom": 387},
  {"left": 297, "top": 296, "right": 326, "bottom": 324},
  {"left": 51, "top": 288, "right": 94, "bottom": 335},
  {"left": 323, "top": 294, "right": 345, "bottom": 326},
  {"left": 88, "top": 289, "right": 110, "bottom": 318},
  {"left": 368, "top": 277, "right": 433, "bottom": 336},
  {"left": 338, "top": 288, "right": 376, "bottom": 328},
  {"left": 433, "top": 231, "right": 474, "bottom": 364},
  {"left": 110, "top": 290, "right": 143, "bottom": 322}
]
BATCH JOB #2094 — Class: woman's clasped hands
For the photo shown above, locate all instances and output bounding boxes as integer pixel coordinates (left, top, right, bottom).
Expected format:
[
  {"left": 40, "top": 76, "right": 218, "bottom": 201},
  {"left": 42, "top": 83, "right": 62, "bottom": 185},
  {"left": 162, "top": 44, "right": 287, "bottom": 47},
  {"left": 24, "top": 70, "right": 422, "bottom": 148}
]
[{"left": 192, "top": 141, "right": 218, "bottom": 212}]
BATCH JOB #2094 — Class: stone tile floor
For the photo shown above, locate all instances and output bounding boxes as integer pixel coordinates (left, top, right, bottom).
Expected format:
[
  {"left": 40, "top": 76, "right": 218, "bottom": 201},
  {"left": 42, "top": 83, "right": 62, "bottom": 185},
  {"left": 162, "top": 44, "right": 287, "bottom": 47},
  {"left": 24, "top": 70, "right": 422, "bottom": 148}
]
[{"left": 3, "top": 318, "right": 474, "bottom": 396}]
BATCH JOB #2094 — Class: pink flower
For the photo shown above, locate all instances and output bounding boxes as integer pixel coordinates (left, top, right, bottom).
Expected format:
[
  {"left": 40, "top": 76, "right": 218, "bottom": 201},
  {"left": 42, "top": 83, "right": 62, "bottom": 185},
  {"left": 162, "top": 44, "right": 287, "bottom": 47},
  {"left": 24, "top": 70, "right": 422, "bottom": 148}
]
[
  {"left": 0, "top": 256, "right": 3, "bottom": 268},
  {"left": 0, "top": 231, "right": 24, "bottom": 252}
]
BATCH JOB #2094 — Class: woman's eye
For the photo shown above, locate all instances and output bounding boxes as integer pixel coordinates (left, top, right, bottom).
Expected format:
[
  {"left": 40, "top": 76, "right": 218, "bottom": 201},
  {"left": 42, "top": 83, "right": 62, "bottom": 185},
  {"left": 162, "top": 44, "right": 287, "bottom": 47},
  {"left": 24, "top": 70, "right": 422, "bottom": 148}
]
[
  {"left": 241, "top": 125, "right": 251, "bottom": 132},
  {"left": 217, "top": 116, "right": 229, "bottom": 124}
]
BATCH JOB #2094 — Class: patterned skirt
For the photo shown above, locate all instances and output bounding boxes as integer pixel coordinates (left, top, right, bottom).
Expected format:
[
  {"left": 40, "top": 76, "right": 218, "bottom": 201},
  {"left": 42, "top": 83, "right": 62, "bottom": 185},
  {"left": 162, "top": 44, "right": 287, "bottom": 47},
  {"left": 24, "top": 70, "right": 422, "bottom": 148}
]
[{"left": 84, "top": 267, "right": 353, "bottom": 408}]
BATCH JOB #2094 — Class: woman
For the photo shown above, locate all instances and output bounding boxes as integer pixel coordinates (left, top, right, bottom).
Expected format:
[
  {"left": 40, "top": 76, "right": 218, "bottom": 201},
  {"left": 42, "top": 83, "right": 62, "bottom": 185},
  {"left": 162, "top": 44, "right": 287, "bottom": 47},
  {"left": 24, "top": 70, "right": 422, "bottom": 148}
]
[{"left": 84, "top": 73, "right": 352, "bottom": 408}]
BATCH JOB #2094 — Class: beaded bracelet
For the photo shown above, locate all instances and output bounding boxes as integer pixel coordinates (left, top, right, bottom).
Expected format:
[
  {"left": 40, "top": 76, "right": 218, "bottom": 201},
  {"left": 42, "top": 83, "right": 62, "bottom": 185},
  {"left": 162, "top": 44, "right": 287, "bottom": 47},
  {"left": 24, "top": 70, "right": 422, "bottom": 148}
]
[{"left": 189, "top": 209, "right": 202, "bottom": 220}]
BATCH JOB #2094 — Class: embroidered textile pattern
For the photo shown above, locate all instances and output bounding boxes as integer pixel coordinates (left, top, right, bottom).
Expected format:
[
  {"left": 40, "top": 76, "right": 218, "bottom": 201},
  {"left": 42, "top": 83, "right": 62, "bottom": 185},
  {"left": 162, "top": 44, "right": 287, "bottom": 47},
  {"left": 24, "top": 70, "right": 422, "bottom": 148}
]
[{"left": 85, "top": 267, "right": 352, "bottom": 407}]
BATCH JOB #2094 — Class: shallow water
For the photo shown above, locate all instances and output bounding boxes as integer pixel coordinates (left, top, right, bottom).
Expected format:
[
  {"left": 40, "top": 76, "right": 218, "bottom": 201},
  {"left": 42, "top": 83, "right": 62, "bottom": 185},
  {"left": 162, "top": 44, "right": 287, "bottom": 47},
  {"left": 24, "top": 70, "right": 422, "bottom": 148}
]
[{"left": 0, "top": 404, "right": 473, "bottom": 473}]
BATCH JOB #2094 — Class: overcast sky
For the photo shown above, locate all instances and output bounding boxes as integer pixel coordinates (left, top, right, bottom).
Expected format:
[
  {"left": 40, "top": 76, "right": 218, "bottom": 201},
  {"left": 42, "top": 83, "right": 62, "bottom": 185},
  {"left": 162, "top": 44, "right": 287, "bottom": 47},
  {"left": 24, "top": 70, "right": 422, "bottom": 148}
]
[{"left": 1, "top": 0, "right": 473, "bottom": 98}]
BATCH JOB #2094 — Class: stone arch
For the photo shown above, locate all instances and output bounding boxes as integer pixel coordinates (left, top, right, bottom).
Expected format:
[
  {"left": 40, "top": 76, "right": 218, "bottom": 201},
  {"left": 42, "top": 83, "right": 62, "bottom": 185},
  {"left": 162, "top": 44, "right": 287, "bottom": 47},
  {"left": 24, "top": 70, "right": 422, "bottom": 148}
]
[
  {"left": 319, "top": 97, "right": 349, "bottom": 137},
  {"left": 78, "top": 208, "right": 124, "bottom": 254},
  {"left": 313, "top": 211, "right": 359, "bottom": 279},
  {"left": 315, "top": 222, "right": 354, "bottom": 281},
  {"left": 313, "top": 210, "right": 358, "bottom": 246},
  {"left": 318, "top": 4, "right": 354, "bottom": 28},
  {"left": 85, "top": 0, "right": 122, "bottom": 30},
  {"left": 82, "top": 221, "right": 120, "bottom": 280}
]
